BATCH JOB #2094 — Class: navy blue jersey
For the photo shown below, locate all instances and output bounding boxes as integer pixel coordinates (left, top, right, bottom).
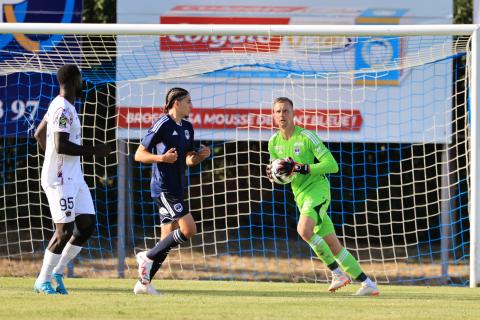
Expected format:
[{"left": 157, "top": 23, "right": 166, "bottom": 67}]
[{"left": 141, "top": 114, "right": 195, "bottom": 199}]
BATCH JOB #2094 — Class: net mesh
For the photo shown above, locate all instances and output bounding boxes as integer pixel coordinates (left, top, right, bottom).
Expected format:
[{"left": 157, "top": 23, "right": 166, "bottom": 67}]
[{"left": 0, "top": 31, "right": 472, "bottom": 285}]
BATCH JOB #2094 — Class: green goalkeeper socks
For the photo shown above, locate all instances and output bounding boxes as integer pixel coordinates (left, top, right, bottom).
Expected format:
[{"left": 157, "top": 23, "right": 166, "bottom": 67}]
[
  {"left": 334, "top": 247, "right": 363, "bottom": 279},
  {"left": 306, "top": 234, "right": 337, "bottom": 267},
  {"left": 307, "top": 235, "right": 366, "bottom": 280}
]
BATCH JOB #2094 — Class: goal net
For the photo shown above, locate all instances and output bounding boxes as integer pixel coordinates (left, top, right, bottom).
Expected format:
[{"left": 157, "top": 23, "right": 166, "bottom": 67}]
[{"left": 0, "top": 23, "right": 476, "bottom": 286}]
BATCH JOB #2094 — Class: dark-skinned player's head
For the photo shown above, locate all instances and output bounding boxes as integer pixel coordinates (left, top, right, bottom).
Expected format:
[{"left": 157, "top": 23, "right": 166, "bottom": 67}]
[{"left": 57, "top": 64, "right": 82, "bottom": 97}]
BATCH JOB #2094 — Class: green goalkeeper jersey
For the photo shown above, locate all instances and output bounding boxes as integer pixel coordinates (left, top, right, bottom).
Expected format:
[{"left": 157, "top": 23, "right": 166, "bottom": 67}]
[{"left": 268, "top": 126, "right": 339, "bottom": 210}]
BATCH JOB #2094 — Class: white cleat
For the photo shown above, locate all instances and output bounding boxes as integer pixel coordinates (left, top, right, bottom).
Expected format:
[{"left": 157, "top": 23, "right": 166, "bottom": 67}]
[
  {"left": 328, "top": 273, "right": 351, "bottom": 292},
  {"left": 354, "top": 283, "right": 380, "bottom": 296},
  {"left": 136, "top": 251, "right": 153, "bottom": 285},
  {"left": 133, "top": 280, "right": 161, "bottom": 295}
]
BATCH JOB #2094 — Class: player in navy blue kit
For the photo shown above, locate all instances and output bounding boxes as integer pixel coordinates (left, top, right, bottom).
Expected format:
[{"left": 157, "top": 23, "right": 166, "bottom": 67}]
[{"left": 133, "top": 87, "right": 210, "bottom": 295}]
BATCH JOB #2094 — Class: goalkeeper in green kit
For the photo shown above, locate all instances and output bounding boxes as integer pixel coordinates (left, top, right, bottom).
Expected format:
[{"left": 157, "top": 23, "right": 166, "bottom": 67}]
[{"left": 266, "top": 97, "right": 379, "bottom": 296}]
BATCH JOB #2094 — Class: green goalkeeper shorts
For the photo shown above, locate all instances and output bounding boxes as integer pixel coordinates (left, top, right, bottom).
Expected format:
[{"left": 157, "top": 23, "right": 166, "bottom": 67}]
[{"left": 299, "top": 198, "right": 335, "bottom": 237}]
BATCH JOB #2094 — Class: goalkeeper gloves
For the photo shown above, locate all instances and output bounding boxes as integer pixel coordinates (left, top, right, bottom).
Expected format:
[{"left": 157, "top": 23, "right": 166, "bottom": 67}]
[
  {"left": 293, "top": 162, "right": 310, "bottom": 175},
  {"left": 288, "top": 157, "right": 310, "bottom": 175},
  {"left": 280, "top": 157, "right": 310, "bottom": 175},
  {"left": 266, "top": 164, "right": 273, "bottom": 181}
]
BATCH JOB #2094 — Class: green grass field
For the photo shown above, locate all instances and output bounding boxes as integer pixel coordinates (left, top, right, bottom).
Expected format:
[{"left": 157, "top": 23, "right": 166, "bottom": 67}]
[{"left": 0, "top": 277, "right": 479, "bottom": 320}]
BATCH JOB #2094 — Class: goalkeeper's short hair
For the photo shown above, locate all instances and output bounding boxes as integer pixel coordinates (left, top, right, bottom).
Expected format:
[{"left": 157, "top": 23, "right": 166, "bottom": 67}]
[{"left": 273, "top": 97, "right": 294, "bottom": 108}]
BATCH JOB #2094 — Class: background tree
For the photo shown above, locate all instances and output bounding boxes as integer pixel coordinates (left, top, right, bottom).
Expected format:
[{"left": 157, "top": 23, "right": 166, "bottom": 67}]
[
  {"left": 83, "top": 0, "right": 116, "bottom": 23},
  {"left": 454, "top": 0, "right": 473, "bottom": 24}
]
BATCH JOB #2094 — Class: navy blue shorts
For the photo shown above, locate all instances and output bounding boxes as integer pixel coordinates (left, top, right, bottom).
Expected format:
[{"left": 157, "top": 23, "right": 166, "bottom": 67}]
[{"left": 152, "top": 192, "right": 187, "bottom": 225}]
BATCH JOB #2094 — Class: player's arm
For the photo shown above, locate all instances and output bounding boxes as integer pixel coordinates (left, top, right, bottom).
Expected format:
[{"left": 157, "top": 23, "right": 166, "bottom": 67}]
[
  {"left": 52, "top": 107, "right": 110, "bottom": 157},
  {"left": 135, "top": 123, "right": 178, "bottom": 164},
  {"left": 134, "top": 144, "right": 177, "bottom": 164},
  {"left": 292, "top": 133, "right": 338, "bottom": 175},
  {"left": 308, "top": 141, "right": 338, "bottom": 175},
  {"left": 55, "top": 132, "right": 110, "bottom": 157},
  {"left": 186, "top": 144, "right": 210, "bottom": 166},
  {"left": 281, "top": 133, "right": 338, "bottom": 176},
  {"left": 34, "top": 118, "right": 47, "bottom": 152}
]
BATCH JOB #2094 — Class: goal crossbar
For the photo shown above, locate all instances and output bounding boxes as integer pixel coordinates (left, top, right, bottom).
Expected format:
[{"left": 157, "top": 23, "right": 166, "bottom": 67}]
[{"left": 0, "top": 23, "right": 477, "bottom": 36}]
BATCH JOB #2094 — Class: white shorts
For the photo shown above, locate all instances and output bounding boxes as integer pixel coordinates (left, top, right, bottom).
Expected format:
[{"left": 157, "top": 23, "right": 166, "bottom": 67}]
[{"left": 42, "top": 181, "right": 95, "bottom": 223}]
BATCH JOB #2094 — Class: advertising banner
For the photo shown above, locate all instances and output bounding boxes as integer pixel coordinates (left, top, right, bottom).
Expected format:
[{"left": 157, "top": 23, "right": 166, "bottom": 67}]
[
  {"left": 117, "top": 0, "right": 453, "bottom": 143},
  {"left": 0, "top": 0, "right": 82, "bottom": 137}
]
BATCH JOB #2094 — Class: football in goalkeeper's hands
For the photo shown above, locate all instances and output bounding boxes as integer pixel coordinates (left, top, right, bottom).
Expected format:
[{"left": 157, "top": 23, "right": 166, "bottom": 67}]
[{"left": 271, "top": 158, "right": 296, "bottom": 185}]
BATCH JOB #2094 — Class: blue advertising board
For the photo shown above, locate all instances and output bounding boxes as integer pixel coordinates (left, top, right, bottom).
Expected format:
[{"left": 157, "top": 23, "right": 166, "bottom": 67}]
[
  {"left": 0, "top": 0, "right": 82, "bottom": 136},
  {"left": 354, "top": 8, "right": 408, "bottom": 85}
]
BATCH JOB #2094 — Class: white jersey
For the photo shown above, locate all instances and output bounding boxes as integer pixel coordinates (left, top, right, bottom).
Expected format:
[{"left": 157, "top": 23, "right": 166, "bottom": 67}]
[{"left": 41, "top": 96, "right": 84, "bottom": 186}]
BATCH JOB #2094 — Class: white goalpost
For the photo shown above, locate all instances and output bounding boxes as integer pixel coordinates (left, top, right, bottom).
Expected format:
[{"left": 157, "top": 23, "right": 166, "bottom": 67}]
[
  {"left": 469, "top": 27, "right": 480, "bottom": 288},
  {"left": 0, "top": 23, "right": 478, "bottom": 287}
]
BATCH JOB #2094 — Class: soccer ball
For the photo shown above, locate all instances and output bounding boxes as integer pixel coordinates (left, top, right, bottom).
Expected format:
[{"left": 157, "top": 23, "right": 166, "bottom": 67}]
[{"left": 270, "top": 158, "right": 296, "bottom": 185}]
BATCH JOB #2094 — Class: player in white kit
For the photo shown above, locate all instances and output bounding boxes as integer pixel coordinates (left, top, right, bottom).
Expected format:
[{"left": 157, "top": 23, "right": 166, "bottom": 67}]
[{"left": 33, "top": 64, "right": 111, "bottom": 294}]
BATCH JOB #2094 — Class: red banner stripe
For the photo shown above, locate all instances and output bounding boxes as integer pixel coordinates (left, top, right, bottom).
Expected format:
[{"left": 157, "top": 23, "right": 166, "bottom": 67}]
[{"left": 117, "top": 107, "right": 362, "bottom": 131}]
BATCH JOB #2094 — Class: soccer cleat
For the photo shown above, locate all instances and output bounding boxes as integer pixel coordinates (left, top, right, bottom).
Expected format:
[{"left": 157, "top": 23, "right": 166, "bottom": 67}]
[
  {"left": 136, "top": 251, "right": 153, "bottom": 285},
  {"left": 133, "top": 280, "right": 161, "bottom": 295},
  {"left": 328, "top": 272, "right": 351, "bottom": 292},
  {"left": 354, "top": 283, "right": 380, "bottom": 296},
  {"left": 52, "top": 273, "right": 68, "bottom": 295},
  {"left": 33, "top": 280, "right": 58, "bottom": 295}
]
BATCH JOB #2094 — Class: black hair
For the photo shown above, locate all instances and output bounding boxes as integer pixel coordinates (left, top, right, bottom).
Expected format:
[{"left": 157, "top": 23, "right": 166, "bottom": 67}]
[
  {"left": 273, "top": 97, "right": 294, "bottom": 108},
  {"left": 56, "top": 64, "right": 81, "bottom": 86},
  {"left": 164, "top": 87, "right": 189, "bottom": 113}
]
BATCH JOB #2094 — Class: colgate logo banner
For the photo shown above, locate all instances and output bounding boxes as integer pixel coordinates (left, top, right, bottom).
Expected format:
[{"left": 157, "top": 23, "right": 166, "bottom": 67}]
[
  {"left": 118, "top": 107, "right": 362, "bottom": 131},
  {"left": 160, "top": 16, "right": 289, "bottom": 52}
]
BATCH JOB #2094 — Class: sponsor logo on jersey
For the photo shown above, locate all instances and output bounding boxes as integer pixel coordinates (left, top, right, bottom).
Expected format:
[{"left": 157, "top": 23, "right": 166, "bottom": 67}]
[
  {"left": 293, "top": 142, "right": 303, "bottom": 155},
  {"left": 172, "top": 130, "right": 178, "bottom": 136},
  {"left": 159, "top": 207, "right": 169, "bottom": 215},
  {"left": 301, "top": 200, "right": 313, "bottom": 212},
  {"left": 274, "top": 145, "right": 285, "bottom": 155},
  {"left": 65, "top": 211, "right": 71, "bottom": 217},
  {"left": 174, "top": 203, "right": 183, "bottom": 212},
  {"left": 184, "top": 130, "right": 190, "bottom": 140},
  {"left": 58, "top": 115, "right": 68, "bottom": 128},
  {"left": 56, "top": 108, "right": 71, "bottom": 128}
]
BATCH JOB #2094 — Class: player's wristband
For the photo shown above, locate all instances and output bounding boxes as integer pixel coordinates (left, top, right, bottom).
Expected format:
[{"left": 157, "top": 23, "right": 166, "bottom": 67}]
[{"left": 294, "top": 163, "right": 310, "bottom": 175}]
